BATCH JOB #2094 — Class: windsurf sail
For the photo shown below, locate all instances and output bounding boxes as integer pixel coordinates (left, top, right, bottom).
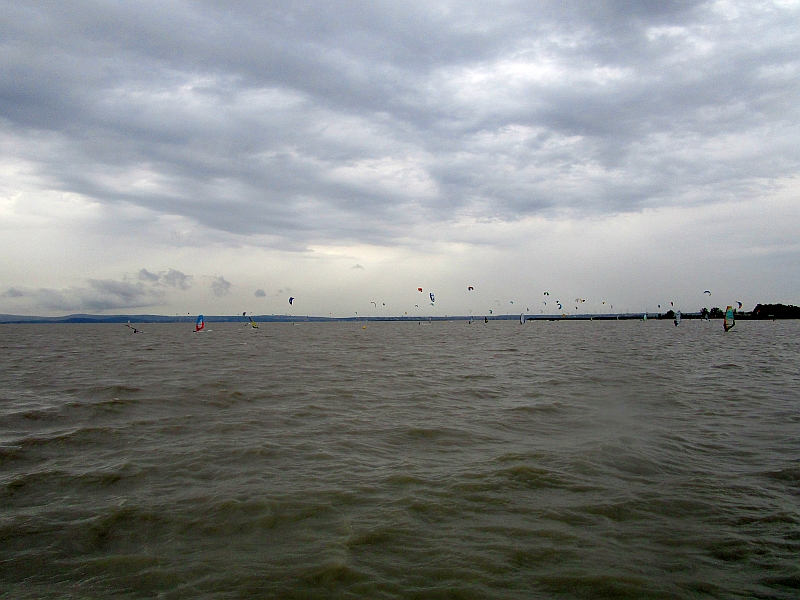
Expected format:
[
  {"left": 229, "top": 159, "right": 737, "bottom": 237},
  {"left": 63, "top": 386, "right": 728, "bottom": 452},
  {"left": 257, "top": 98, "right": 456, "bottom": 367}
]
[
  {"left": 674, "top": 310, "right": 681, "bottom": 326},
  {"left": 195, "top": 314, "right": 205, "bottom": 332},
  {"left": 519, "top": 313, "right": 524, "bottom": 325},
  {"left": 248, "top": 316, "right": 258, "bottom": 329},
  {"left": 724, "top": 306, "right": 735, "bottom": 332}
]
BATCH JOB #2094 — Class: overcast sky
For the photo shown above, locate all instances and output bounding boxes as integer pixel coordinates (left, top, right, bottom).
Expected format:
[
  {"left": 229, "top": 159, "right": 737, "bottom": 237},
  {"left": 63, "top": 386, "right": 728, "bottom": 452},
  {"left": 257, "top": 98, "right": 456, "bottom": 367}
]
[{"left": 2, "top": 0, "right": 799, "bottom": 317}]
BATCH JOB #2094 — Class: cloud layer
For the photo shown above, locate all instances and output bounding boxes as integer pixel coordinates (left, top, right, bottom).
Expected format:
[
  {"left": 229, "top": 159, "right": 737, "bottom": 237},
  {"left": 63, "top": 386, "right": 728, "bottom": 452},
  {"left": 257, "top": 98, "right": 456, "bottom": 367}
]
[
  {"left": 2, "top": 278, "right": 167, "bottom": 312},
  {"left": 3, "top": 2, "right": 798, "bottom": 239}
]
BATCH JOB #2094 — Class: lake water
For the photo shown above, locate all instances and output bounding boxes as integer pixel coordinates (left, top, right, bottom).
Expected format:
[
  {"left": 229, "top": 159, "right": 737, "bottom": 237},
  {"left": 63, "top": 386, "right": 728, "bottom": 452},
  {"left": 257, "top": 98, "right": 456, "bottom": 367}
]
[{"left": 1, "top": 320, "right": 798, "bottom": 598}]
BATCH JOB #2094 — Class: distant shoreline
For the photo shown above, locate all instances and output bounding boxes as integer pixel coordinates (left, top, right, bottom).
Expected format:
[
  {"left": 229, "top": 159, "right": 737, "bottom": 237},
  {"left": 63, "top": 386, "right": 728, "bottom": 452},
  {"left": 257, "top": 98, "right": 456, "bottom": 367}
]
[{"left": 2, "top": 311, "right": 796, "bottom": 324}]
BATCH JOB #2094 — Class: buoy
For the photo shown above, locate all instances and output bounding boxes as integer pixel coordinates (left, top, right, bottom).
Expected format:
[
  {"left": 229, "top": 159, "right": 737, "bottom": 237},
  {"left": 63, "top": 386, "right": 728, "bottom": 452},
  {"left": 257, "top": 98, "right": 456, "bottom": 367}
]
[{"left": 362, "top": 325, "right": 366, "bottom": 329}]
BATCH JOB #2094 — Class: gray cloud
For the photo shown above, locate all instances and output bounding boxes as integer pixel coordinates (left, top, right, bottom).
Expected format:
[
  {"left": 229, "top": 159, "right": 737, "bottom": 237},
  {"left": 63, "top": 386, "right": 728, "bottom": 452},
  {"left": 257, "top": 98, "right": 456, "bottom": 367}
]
[
  {"left": 0, "top": 0, "right": 797, "bottom": 269},
  {"left": 138, "top": 268, "right": 192, "bottom": 289},
  {"left": 3, "top": 279, "right": 167, "bottom": 312},
  {"left": 2, "top": 288, "right": 25, "bottom": 298},
  {"left": 138, "top": 269, "right": 161, "bottom": 282},
  {"left": 351, "top": 264, "right": 365, "bottom": 270},
  {"left": 162, "top": 269, "right": 192, "bottom": 290},
  {"left": 254, "top": 288, "right": 266, "bottom": 297},
  {"left": 211, "top": 276, "right": 231, "bottom": 297}
]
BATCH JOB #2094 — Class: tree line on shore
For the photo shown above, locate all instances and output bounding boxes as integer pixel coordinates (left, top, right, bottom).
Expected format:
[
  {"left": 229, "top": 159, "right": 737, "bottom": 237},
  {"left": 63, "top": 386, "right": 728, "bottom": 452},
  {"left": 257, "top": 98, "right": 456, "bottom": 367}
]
[{"left": 682, "top": 304, "right": 800, "bottom": 320}]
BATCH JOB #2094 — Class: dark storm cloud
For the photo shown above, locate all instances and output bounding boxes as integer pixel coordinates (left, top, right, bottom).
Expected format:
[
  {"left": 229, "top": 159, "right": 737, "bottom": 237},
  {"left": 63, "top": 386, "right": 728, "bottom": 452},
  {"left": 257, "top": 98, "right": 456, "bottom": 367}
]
[
  {"left": 2, "top": 1, "right": 798, "bottom": 245},
  {"left": 254, "top": 288, "right": 266, "bottom": 297}
]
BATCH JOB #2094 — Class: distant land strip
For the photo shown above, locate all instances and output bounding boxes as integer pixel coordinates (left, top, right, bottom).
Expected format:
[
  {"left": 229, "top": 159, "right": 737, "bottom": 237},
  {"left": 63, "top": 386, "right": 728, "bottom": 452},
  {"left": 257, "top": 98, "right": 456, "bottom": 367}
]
[{"left": 1, "top": 304, "right": 798, "bottom": 324}]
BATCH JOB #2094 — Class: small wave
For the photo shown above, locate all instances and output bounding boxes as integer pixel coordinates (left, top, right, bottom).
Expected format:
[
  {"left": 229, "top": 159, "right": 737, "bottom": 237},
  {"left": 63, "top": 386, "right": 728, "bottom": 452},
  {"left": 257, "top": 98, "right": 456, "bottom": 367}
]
[
  {"left": 735, "top": 511, "right": 797, "bottom": 526},
  {"left": 536, "top": 574, "right": 650, "bottom": 598},
  {"left": 179, "top": 496, "right": 342, "bottom": 534},
  {"left": 12, "top": 424, "right": 127, "bottom": 448},
  {"left": 86, "top": 384, "right": 142, "bottom": 396},
  {"left": 494, "top": 452, "right": 547, "bottom": 463},
  {"left": 494, "top": 464, "right": 566, "bottom": 490},
  {"left": 579, "top": 500, "right": 643, "bottom": 523},
  {"left": 506, "top": 401, "right": 565, "bottom": 414},
  {"left": 383, "top": 473, "right": 427, "bottom": 486},
  {"left": 759, "top": 575, "right": 800, "bottom": 591},
  {"left": 345, "top": 527, "right": 400, "bottom": 548},
  {"left": 292, "top": 404, "right": 331, "bottom": 418},
  {"left": 0, "top": 444, "right": 23, "bottom": 462},
  {"left": 405, "top": 427, "right": 443, "bottom": 439},
  {"left": 205, "top": 389, "right": 248, "bottom": 408},
  {"left": 463, "top": 388, "right": 503, "bottom": 400},
  {"left": 402, "top": 427, "right": 470, "bottom": 446},
  {"left": 66, "top": 397, "right": 140, "bottom": 412},
  {"left": 707, "top": 538, "right": 751, "bottom": 562},
  {"left": 762, "top": 466, "right": 800, "bottom": 483},
  {"left": 4, "top": 463, "right": 142, "bottom": 498},
  {"left": 302, "top": 562, "right": 370, "bottom": 587},
  {"left": 19, "top": 409, "right": 59, "bottom": 421}
]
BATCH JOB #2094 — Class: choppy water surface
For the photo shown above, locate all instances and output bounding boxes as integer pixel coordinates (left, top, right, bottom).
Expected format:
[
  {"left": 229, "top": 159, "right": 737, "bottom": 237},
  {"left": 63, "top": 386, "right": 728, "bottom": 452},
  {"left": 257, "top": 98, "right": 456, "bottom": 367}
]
[{"left": 1, "top": 320, "right": 798, "bottom": 598}]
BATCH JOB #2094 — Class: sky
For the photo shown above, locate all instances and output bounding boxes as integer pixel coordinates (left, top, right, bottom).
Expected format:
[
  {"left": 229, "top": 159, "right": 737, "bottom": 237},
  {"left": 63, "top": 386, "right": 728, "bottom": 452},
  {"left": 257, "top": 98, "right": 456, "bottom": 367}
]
[{"left": 2, "top": 0, "right": 799, "bottom": 317}]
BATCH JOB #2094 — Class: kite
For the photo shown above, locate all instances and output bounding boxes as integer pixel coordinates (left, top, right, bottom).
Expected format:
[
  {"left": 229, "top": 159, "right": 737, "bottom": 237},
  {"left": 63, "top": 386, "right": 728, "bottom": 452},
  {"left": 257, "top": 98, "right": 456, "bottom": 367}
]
[{"left": 288, "top": 297, "right": 294, "bottom": 305}]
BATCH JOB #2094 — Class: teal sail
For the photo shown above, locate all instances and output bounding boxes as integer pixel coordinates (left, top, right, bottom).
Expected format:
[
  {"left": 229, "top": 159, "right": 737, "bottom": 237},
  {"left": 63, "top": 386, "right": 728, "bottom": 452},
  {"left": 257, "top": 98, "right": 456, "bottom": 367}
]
[{"left": 724, "top": 306, "right": 735, "bottom": 332}]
